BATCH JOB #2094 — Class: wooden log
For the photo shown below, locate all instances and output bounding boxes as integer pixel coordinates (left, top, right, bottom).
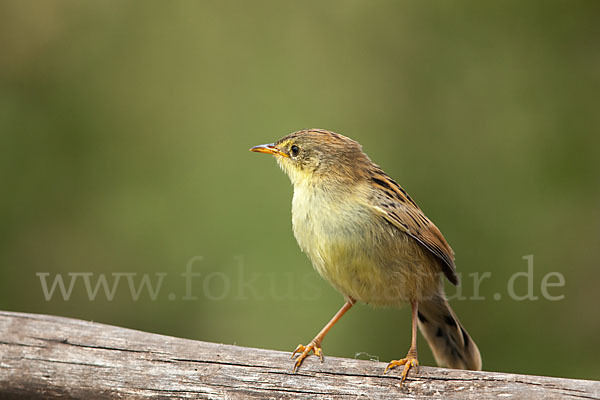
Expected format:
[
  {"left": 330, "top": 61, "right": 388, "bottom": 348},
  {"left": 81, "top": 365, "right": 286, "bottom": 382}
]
[{"left": 0, "top": 311, "right": 598, "bottom": 399}]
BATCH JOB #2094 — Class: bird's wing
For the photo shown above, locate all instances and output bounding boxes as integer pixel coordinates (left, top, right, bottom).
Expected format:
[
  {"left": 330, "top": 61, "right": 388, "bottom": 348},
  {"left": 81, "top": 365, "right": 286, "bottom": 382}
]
[{"left": 368, "top": 169, "right": 459, "bottom": 285}]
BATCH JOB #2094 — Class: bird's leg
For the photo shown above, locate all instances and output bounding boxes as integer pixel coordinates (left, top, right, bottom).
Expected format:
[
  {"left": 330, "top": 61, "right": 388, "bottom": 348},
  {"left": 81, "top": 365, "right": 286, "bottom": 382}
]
[
  {"left": 385, "top": 300, "right": 420, "bottom": 385},
  {"left": 291, "top": 297, "right": 355, "bottom": 372}
]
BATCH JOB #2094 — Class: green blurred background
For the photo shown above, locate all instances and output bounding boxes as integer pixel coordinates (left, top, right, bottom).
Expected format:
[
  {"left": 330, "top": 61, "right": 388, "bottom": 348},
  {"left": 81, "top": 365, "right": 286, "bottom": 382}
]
[{"left": 1, "top": 0, "right": 599, "bottom": 381}]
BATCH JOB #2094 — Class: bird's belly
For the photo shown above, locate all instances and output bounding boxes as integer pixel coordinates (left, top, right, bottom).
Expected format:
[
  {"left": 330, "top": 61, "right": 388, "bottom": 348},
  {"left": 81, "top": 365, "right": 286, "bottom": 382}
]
[
  {"left": 292, "top": 194, "right": 440, "bottom": 306},
  {"left": 312, "top": 233, "right": 440, "bottom": 306}
]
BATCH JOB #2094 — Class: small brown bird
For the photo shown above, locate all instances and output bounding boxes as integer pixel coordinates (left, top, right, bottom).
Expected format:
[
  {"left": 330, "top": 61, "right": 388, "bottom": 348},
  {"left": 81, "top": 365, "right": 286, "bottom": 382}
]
[{"left": 250, "top": 129, "right": 481, "bottom": 384}]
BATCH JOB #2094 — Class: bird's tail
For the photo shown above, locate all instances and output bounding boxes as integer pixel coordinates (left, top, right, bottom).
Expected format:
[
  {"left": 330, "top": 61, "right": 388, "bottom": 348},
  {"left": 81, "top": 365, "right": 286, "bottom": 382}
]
[{"left": 417, "top": 295, "right": 482, "bottom": 370}]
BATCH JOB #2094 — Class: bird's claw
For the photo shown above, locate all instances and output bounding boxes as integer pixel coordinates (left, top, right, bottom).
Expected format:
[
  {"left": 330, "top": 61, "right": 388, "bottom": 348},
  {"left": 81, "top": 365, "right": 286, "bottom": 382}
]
[
  {"left": 291, "top": 340, "right": 323, "bottom": 372},
  {"left": 385, "top": 355, "right": 419, "bottom": 385}
]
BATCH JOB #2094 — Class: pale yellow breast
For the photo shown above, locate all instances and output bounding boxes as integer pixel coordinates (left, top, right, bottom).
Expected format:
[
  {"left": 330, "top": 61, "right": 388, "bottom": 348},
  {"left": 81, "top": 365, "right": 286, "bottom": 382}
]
[{"left": 291, "top": 181, "right": 441, "bottom": 306}]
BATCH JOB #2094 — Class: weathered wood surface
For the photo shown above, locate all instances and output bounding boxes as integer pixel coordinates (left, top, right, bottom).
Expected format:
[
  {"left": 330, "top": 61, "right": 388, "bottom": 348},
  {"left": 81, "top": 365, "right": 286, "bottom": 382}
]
[{"left": 0, "top": 311, "right": 598, "bottom": 399}]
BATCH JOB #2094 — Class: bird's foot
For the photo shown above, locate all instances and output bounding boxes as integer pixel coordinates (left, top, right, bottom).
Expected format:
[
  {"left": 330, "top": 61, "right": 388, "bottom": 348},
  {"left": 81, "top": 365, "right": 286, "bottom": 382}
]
[
  {"left": 291, "top": 339, "right": 323, "bottom": 372},
  {"left": 384, "top": 351, "right": 419, "bottom": 385}
]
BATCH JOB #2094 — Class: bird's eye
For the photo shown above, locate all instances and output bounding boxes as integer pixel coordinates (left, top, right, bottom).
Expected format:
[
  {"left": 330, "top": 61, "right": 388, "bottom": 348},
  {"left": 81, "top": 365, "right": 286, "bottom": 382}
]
[{"left": 290, "top": 145, "right": 299, "bottom": 157}]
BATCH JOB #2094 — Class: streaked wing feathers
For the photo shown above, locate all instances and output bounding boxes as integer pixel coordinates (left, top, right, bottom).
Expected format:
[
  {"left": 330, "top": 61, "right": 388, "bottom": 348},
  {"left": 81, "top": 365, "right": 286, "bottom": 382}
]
[{"left": 369, "top": 168, "right": 459, "bottom": 285}]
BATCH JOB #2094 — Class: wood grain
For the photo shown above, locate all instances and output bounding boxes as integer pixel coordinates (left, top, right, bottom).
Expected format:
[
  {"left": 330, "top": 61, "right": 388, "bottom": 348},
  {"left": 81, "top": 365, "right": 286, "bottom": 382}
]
[{"left": 0, "top": 311, "right": 598, "bottom": 399}]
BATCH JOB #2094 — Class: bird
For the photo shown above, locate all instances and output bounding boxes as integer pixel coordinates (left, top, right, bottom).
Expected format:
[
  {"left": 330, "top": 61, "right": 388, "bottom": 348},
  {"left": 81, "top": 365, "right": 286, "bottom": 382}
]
[{"left": 250, "top": 129, "right": 481, "bottom": 385}]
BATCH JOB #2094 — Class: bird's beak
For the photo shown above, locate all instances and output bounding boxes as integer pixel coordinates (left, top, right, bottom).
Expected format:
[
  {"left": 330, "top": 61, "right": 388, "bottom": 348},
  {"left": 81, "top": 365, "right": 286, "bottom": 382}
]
[{"left": 249, "top": 143, "right": 290, "bottom": 158}]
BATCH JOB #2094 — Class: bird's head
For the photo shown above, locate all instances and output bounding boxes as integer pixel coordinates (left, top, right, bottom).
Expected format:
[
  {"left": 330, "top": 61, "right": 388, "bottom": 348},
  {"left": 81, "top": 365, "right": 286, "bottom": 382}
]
[{"left": 250, "top": 129, "right": 370, "bottom": 186}]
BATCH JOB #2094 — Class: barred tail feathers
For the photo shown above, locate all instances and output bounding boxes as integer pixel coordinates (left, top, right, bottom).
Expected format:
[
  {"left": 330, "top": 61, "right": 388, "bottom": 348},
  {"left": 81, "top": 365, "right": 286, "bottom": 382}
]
[{"left": 417, "top": 296, "right": 482, "bottom": 371}]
